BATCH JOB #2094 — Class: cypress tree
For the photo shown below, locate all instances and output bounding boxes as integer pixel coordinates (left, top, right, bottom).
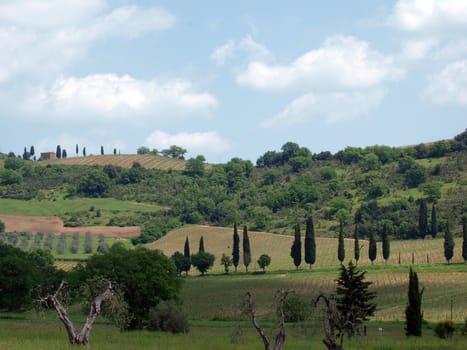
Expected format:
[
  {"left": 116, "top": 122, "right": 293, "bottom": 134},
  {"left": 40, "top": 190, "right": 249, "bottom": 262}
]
[
  {"left": 405, "top": 267, "right": 423, "bottom": 336},
  {"left": 290, "top": 223, "right": 302, "bottom": 269},
  {"left": 337, "top": 219, "right": 345, "bottom": 264},
  {"left": 354, "top": 223, "right": 360, "bottom": 265},
  {"left": 101, "top": 145, "right": 104, "bottom": 155},
  {"left": 431, "top": 203, "right": 437, "bottom": 238},
  {"left": 184, "top": 236, "right": 190, "bottom": 258},
  {"left": 83, "top": 147, "right": 86, "bottom": 157},
  {"left": 242, "top": 225, "right": 251, "bottom": 272},
  {"left": 232, "top": 223, "right": 240, "bottom": 272},
  {"left": 369, "top": 230, "right": 377, "bottom": 265},
  {"left": 443, "top": 221, "right": 455, "bottom": 264},
  {"left": 76, "top": 144, "right": 79, "bottom": 156},
  {"left": 462, "top": 215, "right": 467, "bottom": 263},
  {"left": 304, "top": 214, "right": 316, "bottom": 269},
  {"left": 418, "top": 199, "right": 428, "bottom": 239},
  {"left": 56, "top": 145, "right": 61, "bottom": 159},
  {"left": 198, "top": 236, "right": 205, "bottom": 254},
  {"left": 30, "top": 145, "right": 35, "bottom": 156},
  {"left": 382, "top": 222, "right": 390, "bottom": 263},
  {"left": 182, "top": 236, "right": 191, "bottom": 275}
]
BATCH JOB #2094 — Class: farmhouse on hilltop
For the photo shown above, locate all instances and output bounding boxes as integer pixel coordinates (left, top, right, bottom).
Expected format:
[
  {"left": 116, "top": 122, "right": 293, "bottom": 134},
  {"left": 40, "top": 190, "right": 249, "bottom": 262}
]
[{"left": 40, "top": 152, "right": 56, "bottom": 160}]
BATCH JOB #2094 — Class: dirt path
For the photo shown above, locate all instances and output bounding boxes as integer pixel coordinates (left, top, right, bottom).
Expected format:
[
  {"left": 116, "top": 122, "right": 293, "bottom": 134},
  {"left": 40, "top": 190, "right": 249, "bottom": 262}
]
[{"left": 0, "top": 214, "right": 141, "bottom": 238}]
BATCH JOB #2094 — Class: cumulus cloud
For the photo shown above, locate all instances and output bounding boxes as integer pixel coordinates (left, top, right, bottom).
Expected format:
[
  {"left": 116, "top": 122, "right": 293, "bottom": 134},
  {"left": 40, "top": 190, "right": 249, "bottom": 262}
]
[
  {"left": 236, "top": 35, "right": 401, "bottom": 91},
  {"left": 210, "top": 35, "right": 272, "bottom": 65},
  {"left": 0, "top": 1, "right": 175, "bottom": 83},
  {"left": 423, "top": 60, "right": 467, "bottom": 105},
  {"left": 389, "top": 0, "right": 467, "bottom": 32},
  {"left": 400, "top": 39, "right": 437, "bottom": 61},
  {"left": 145, "top": 130, "right": 231, "bottom": 156},
  {"left": 259, "top": 89, "right": 385, "bottom": 128},
  {"left": 23, "top": 74, "right": 218, "bottom": 121}
]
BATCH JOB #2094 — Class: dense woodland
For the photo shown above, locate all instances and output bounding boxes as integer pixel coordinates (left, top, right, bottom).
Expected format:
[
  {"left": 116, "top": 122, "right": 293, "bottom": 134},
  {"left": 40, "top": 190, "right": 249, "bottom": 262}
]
[{"left": 0, "top": 130, "right": 466, "bottom": 244}]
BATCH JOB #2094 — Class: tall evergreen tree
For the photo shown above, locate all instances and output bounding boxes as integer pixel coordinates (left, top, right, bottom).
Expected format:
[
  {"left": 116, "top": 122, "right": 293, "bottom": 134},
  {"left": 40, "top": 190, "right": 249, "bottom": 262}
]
[
  {"left": 290, "top": 223, "right": 302, "bottom": 269},
  {"left": 183, "top": 236, "right": 191, "bottom": 275},
  {"left": 76, "top": 144, "right": 79, "bottom": 156},
  {"left": 62, "top": 149, "right": 67, "bottom": 159},
  {"left": 198, "top": 236, "right": 205, "bottom": 254},
  {"left": 462, "top": 215, "right": 467, "bottom": 263},
  {"left": 83, "top": 147, "right": 86, "bottom": 157},
  {"left": 368, "top": 230, "right": 377, "bottom": 265},
  {"left": 443, "top": 221, "right": 455, "bottom": 264},
  {"left": 337, "top": 219, "right": 345, "bottom": 264},
  {"left": 418, "top": 199, "right": 428, "bottom": 238},
  {"left": 430, "top": 203, "right": 437, "bottom": 238},
  {"left": 100, "top": 145, "right": 104, "bottom": 155},
  {"left": 405, "top": 267, "right": 423, "bottom": 336},
  {"left": 56, "top": 145, "right": 62, "bottom": 159},
  {"left": 354, "top": 223, "right": 360, "bottom": 265},
  {"left": 242, "top": 225, "right": 251, "bottom": 272},
  {"left": 232, "top": 223, "right": 240, "bottom": 272},
  {"left": 184, "top": 236, "right": 190, "bottom": 258},
  {"left": 336, "top": 262, "right": 377, "bottom": 337},
  {"left": 382, "top": 222, "right": 390, "bottom": 263},
  {"left": 29, "top": 145, "right": 35, "bottom": 157},
  {"left": 304, "top": 214, "right": 316, "bottom": 269}
]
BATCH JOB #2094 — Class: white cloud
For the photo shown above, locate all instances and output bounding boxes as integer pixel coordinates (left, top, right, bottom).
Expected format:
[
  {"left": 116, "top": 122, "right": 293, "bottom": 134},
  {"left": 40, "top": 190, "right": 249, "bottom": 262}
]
[
  {"left": 389, "top": 0, "right": 467, "bottom": 32},
  {"left": 400, "top": 39, "right": 437, "bottom": 61},
  {"left": 0, "top": 1, "right": 175, "bottom": 83},
  {"left": 236, "top": 35, "right": 401, "bottom": 91},
  {"left": 210, "top": 35, "right": 272, "bottom": 65},
  {"left": 145, "top": 130, "right": 231, "bottom": 156},
  {"left": 423, "top": 60, "right": 467, "bottom": 105},
  {"left": 24, "top": 74, "right": 218, "bottom": 120},
  {"left": 259, "top": 89, "right": 385, "bottom": 128}
]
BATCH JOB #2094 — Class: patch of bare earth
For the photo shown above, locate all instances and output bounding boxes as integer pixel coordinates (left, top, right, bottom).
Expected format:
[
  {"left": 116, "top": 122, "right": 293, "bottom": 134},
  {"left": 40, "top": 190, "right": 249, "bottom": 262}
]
[{"left": 0, "top": 214, "right": 141, "bottom": 238}]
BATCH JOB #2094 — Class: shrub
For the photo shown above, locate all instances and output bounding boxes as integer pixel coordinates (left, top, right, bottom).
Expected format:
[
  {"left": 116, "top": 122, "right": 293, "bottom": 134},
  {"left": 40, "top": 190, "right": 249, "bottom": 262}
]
[
  {"left": 284, "top": 294, "right": 309, "bottom": 322},
  {"left": 147, "top": 301, "right": 189, "bottom": 333},
  {"left": 434, "top": 320, "right": 455, "bottom": 338}
]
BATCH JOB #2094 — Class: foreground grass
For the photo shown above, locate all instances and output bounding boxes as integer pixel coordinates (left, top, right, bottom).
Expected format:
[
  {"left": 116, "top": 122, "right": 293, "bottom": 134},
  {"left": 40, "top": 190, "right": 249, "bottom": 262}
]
[{"left": 1, "top": 317, "right": 466, "bottom": 350}]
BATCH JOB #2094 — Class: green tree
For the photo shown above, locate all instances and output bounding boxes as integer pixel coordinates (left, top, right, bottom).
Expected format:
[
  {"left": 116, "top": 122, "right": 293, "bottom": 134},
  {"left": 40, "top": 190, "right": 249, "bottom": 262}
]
[
  {"left": 56, "top": 145, "right": 61, "bottom": 159},
  {"left": 290, "top": 223, "right": 302, "bottom": 269},
  {"left": 184, "top": 156, "right": 205, "bottom": 177},
  {"left": 183, "top": 236, "right": 191, "bottom": 275},
  {"left": 137, "top": 146, "right": 150, "bottom": 154},
  {"left": 243, "top": 225, "right": 251, "bottom": 272},
  {"left": 100, "top": 145, "right": 104, "bottom": 155},
  {"left": 337, "top": 219, "right": 345, "bottom": 264},
  {"left": 257, "top": 254, "right": 271, "bottom": 272},
  {"left": 431, "top": 203, "right": 438, "bottom": 238},
  {"left": 83, "top": 147, "right": 86, "bottom": 157},
  {"left": 191, "top": 252, "right": 215, "bottom": 276},
  {"left": 232, "top": 223, "right": 240, "bottom": 272},
  {"left": 354, "top": 223, "right": 360, "bottom": 265},
  {"left": 161, "top": 145, "right": 187, "bottom": 160},
  {"left": 462, "top": 216, "right": 467, "bottom": 263},
  {"left": 71, "top": 244, "right": 181, "bottom": 330},
  {"left": 405, "top": 267, "right": 423, "bottom": 336},
  {"left": 368, "top": 231, "right": 377, "bottom": 265},
  {"left": 171, "top": 251, "right": 188, "bottom": 275},
  {"left": 198, "top": 236, "right": 205, "bottom": 253},
  {"left": 418, "top": 199, "right": 428, "bottom": 238},
  {"left": 304, "top": 214, "right": 316, "bottom": 269},
  {"left": 382, "top": 222, "right": 390, "bottom": 263},
  {"left": 443, "top": 221, "right": 455, "bottom": 264},
  {"left": 336, "top": 262, "right": 376, "bottom": 336},
  {"left": 75, "top": 144, "right": 78, "bottom": 156},
  {"left": 220, "top": 253, "right": 233, "bottom": 273},
  {"left": 30, "top": 145, "right": 35, "bottom": 157},
  {"left": 77, "top": 170, "right": 111, "bottom": 197}
]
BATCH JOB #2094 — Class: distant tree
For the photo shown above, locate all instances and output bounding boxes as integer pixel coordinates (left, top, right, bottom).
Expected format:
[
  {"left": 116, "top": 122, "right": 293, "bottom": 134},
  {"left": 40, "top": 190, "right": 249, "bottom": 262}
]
[
  {"left": 171, "top": 251, "right": 187, "bottom": 275},
  {"left": 191, "top": 252, "right": 215, "bottom": 276},
  {"left": 22, "top": 147, "right": 30, "bottom": 160},
  {"left": 354, "top": 223, "right": 360, "bottom": 265},
  {"left": 161, "top": 145, "right": 187, "bottom": 160},
  {"left": 243, "top": 225, "right": 251, "bottom": 272},
  {"left": 368, "top": 231, "right": 377, "bottom": 265},
  {"left": 418, "top": 199, "right": 428, "bottom": 238},
  {"left": 30, "top": 145, "right": 35, "bottom": 157},
  {"left": 137, "top": 146, "right": 150, "bottom": 155},
  {"left": 184, "top": 156, "right": 205, "bottom": 177},
  {"left": 75, "top": 144, "right": 78, "bottom": 156},
  {"left": 337, "top": 219, "right": 345, "bottom": 264},
  {"left": 198, "top": 236, "right": 205, "bottom": 254},
  {"left": 304, "top": 214, "right": 316, "bottom": 269},
  {"left": 77, "top": 170, "right": 111, "bottom": 197},
  {"left": 443, "top": 221, "right": 455, "bottom": 264},
  {"left": 183, "top": 236, "right": 191, "bottom": 275},
  {"left": 62, "top": 149, "right": 67, "bottom": 159},
  {"left": 220, "top": 253, "right": 233, "bottom": 273},
  {"left": 382, "top": 222, "right": 390, "bottom": 263},
  {"left": 257, "top": 254, "right": 271, "bottom": 272},
  {"left": 405, "top": 268, "right": 423, "bottom": 336},
  {"left": 113, "top": 148, "right": 117, "bottom": 155},
  {"left": 56, "top": 145, "right": 61, "bottom": 159},
  {"left": 462, "top": 216, "right": 467, "bottom": 263},
  {"left": 232, "top": 223, "right": 240, "bottom": 272},
  {"left": 290, "top": 223, "right": 302, "bottom": 269},
  {"left": 336, "top": 261, "right": 377, "bottom": 337},
  {"left": 100, "top": 145, "right": 104, "bottom": 155},
  {"left": 0, "top": 219, "right": 5, "bottom": 232},
  {"left": 431, "top": 203, "right": 437, "bottom": 238},
  {"left": 82, "top": 147, "right": 86, "bottom": 157}
]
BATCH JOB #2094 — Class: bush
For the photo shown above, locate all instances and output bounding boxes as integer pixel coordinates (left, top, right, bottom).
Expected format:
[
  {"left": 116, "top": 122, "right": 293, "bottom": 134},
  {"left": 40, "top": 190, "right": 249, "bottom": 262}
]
[
  {"left": 434, "top": 320, "right": 455, "bottom": 338},
  {"left": 284, "top": 294, "right": 309, "bottom": 322},
  {"left": 147, "top": 301, "right": 189, "bottom": 333}
]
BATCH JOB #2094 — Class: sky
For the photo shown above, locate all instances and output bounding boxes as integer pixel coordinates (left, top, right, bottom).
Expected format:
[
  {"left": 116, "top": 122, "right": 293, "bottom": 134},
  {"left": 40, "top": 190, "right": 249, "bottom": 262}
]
[{"left": 1, "top": 0, "right": 466, "bottom": 163}]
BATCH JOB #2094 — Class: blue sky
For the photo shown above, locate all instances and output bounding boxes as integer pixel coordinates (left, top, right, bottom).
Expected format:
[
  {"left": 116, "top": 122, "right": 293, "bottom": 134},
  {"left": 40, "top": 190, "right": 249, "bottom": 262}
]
[{"left": 1, "top": 0, "right": 466, "bottom": 163}]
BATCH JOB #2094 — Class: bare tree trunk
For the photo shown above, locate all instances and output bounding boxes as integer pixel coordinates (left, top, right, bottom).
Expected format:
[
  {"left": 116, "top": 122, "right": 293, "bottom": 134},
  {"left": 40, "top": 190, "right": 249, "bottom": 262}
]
[
  {"left": 315, "top": 294, "right": 346, "bottom": 350},
  {"left": 245, "top": 289, "right": 289, "bottom": 350},
  {"left": 42, "top": 281, "right": 114, "bottom": 346}
]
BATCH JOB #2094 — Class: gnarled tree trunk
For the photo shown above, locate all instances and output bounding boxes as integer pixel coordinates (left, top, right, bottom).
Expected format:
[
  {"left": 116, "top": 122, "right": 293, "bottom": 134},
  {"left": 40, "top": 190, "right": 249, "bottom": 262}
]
[{"left": 42, "top": 281, "right": 114, "bottom": 346}]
